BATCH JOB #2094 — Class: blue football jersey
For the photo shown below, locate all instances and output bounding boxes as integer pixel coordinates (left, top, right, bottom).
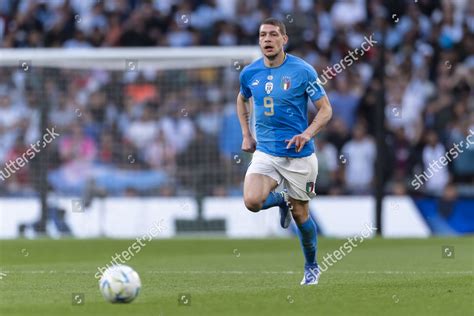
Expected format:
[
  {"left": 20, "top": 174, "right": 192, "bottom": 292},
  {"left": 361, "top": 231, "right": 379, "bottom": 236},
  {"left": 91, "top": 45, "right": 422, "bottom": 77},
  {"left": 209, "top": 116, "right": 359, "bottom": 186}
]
[{"left": 239, "top": 53, "right": 326, "bottom": 158}]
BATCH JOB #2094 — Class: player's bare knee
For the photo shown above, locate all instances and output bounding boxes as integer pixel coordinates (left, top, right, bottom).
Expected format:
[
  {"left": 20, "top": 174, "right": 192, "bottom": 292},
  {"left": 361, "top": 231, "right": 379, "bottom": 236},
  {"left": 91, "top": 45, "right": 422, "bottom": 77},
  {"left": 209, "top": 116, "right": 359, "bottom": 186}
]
[
  {"left": 244, "top": 196, "right": 262, "bottom": 212},
  {"left": 289, "top": 199, "right": 309, "bottom": 223},
  {"left": 291, "top": 208, "right": 304, "bottom": 219},
  {"left": 244, "top": 188, "right": 267, "bottom": 211}
]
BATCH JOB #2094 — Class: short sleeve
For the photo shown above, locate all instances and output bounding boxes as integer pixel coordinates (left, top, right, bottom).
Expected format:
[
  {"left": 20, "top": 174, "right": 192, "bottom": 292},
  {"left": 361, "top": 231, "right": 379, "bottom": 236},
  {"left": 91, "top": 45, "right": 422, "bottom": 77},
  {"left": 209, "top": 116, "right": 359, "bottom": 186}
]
[
  {"left": 239, "top": 69, "right": 252, "bottom": 99},
  {"left": 305, "top": 66, "right": 326, "bottom": 102}
]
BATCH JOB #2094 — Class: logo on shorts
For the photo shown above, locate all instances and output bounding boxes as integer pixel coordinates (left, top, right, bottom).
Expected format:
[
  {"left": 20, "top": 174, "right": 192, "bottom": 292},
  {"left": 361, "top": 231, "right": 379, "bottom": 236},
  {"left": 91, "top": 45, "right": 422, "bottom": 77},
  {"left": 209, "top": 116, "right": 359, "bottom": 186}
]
[{"left": 306, "top": 181, "right": 316, "bottom": 194}]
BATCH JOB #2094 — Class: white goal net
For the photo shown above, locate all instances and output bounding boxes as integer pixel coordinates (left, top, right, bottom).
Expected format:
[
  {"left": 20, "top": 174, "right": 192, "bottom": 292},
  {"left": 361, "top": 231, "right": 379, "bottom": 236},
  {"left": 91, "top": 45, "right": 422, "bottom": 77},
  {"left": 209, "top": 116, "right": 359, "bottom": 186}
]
[{"left": 0, "top": 46, "right": 260, "bottom": 198}]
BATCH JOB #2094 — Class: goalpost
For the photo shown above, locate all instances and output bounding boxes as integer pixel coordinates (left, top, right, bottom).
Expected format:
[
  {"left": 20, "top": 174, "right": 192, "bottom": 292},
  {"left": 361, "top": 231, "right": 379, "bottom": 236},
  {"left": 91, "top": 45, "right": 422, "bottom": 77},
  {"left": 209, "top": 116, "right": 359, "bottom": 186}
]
[
  {"left": 0, "top": 46, "right": 260, "bottom": 233},
  {"left": 0, "top": 47, "right": 261, "bottom": 69}
]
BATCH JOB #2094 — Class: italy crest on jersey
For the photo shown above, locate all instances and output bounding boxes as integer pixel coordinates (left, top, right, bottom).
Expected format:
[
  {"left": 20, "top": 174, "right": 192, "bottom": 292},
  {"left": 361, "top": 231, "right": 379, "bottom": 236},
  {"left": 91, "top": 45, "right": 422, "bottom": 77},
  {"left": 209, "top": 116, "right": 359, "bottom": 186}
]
[{"left": 281, "top": 76, "right": 291, "bottom": 91}]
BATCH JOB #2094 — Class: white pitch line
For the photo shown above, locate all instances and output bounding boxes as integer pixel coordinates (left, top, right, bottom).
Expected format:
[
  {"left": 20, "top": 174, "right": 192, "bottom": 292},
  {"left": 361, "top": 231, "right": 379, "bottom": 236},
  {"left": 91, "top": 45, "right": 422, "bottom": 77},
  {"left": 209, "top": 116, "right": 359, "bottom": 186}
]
[
  {"left": 146, "top": 270, "right": 474, "bottom": 275},
  {"left": 1, "top": 270, "right": 473, "bottom": 275}
]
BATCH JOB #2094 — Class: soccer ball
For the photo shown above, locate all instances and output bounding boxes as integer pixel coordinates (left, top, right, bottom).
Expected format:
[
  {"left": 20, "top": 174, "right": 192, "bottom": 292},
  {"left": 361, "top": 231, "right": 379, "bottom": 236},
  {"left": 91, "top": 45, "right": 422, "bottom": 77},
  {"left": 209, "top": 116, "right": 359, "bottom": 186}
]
[{"left": 99, "top": 265, "right": 141, "bottom": 303}]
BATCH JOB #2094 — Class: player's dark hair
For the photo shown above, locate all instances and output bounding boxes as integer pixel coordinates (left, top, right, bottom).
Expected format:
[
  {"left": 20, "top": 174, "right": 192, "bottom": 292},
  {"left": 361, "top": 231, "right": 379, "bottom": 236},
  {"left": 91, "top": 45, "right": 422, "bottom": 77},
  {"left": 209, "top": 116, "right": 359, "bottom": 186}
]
[{"left": 260, "top": 18, "right": 287, "bottom": 36}]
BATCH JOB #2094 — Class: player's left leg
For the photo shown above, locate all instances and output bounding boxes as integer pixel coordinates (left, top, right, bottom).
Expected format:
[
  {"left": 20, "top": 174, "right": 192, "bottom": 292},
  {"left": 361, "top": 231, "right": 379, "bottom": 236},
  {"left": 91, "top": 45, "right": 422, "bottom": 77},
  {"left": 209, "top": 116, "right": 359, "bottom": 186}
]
[
  {"left": 277, "top": 153, "right": 320, "bottom": 285},
  {"left": 289, "top": 198, "right": 317, "bottom": 263},
  {"left": 289, "top": 198, "right": 320, "bottom": 285}
]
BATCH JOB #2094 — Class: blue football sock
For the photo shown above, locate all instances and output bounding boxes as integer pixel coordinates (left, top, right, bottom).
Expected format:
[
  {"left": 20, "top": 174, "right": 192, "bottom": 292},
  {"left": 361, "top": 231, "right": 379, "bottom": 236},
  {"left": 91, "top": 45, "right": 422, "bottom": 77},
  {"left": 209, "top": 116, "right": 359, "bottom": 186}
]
[
  {"left": 297, "top": 216, "right": 318, "bottom": 266},
  {"left": 261, "top": 191, "right": 285, "bottom": 209}
]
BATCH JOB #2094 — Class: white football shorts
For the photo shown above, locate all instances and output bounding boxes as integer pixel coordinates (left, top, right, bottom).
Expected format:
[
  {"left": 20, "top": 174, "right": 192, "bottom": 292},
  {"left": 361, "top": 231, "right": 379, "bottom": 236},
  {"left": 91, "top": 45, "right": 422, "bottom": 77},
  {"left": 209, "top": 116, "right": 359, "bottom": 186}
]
[{"left": 246, "top": 150, "right": 318, "bottom": 201}]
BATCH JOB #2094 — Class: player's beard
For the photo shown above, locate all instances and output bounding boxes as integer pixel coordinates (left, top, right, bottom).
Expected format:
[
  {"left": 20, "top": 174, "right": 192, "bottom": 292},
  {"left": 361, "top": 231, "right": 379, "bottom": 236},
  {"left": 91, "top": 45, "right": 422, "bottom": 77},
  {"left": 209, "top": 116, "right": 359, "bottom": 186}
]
[{"left": 264, "top": 47, "right": 282, "bottom": 60}]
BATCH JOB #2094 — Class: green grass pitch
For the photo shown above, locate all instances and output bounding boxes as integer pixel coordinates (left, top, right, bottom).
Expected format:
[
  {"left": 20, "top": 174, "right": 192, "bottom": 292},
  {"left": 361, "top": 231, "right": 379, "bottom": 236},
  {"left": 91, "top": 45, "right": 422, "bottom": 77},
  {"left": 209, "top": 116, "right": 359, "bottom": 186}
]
[{"left": 0, "top": 237, "right": 472, "bottom": 315}]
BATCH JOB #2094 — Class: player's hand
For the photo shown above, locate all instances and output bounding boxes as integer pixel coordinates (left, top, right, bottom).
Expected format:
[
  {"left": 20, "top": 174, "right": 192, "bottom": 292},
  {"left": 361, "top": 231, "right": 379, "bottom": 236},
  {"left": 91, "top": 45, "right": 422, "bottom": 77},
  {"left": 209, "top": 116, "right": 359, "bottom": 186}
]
[
  {"left": 242, "top": 135, "right": 257, "bottom": 153},
  {"left": 285, "top": 133, "right": 311, "bottom": 153}
]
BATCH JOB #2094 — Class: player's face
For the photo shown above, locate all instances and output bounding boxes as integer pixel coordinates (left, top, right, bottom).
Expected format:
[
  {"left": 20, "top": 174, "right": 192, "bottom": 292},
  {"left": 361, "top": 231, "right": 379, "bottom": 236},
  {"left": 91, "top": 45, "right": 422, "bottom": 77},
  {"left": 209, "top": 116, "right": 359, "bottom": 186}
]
[{"left": 259, "top": 24, "right": 288, "bottom": 59}]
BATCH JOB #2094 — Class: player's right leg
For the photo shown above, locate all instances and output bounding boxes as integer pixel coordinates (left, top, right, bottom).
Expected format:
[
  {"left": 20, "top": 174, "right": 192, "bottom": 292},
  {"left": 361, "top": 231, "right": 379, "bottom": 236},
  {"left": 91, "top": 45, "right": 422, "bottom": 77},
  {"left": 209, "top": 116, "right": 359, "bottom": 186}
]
[
  {"left": 243, "top": 173, "right": 278, "bottom": 212},
  {"left": 243, "top": 173, "right": 293, "bottom": 227},
  {"left": 243, "top": 150, "right": 287, "bottom": 214}
]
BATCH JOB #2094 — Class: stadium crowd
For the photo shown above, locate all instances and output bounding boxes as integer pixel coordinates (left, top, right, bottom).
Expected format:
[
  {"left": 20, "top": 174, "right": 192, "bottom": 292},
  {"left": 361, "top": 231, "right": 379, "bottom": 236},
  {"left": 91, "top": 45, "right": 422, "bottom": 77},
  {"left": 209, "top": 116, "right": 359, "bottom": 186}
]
[{"left": 0, "top": 0, "right": 473, "bottom": 198}]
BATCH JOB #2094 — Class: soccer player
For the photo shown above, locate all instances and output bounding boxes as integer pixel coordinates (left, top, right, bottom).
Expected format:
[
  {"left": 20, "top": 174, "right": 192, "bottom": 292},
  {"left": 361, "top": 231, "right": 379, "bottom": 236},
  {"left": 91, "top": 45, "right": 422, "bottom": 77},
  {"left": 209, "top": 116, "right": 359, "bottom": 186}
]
[{"left": 237, "top": 18, "right": 333, "bottom": 285}]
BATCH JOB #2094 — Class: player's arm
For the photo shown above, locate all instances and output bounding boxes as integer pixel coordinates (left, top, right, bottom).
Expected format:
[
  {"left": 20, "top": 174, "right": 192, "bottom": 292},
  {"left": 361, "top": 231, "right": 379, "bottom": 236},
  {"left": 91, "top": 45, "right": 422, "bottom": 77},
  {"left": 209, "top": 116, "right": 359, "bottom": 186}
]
[
  {"left": 237, "top": 92, "right": 256, "bottom": 153},
  {"left": 303, "top": 95, "right": 333, "bottom": 138},
  {"left": 286, "top": 95, "right": 333, "bottom": 152}
]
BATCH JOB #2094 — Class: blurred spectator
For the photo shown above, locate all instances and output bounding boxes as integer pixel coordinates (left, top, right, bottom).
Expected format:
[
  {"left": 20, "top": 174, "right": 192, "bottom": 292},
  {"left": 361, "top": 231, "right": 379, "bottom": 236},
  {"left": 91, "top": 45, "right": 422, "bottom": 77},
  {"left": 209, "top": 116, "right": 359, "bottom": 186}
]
[
  {"left": 341, "top": 123, "right": 376, "bottom": 194},
  {"left": 390, "top": 181, "right": 408, "bottom": 196},
  {"left": 177, "top": 127, "right": 224, "bottom": 195},
  {"left": 326, "top": 117, "right": 350, "bottom": 152},
  {"left": 97, "top": 131, "right": 121, "bottom": 165},
  {"left": 439, "top": 183, "right": 458, "bottom": 220},
  {"left": 2, "top": 137, "right": 32, "bottom": 194},
  {"left": 328, "top": 78, "right": 361, "bottom": 130},
  {"left": 59, "top": 122, "right": 97, "bottom": 163},
  {"left": 314, "top": 135, "right": 338, "bottom": 194},
  {"left": 196, "top": 103, "right": 222, "bottom": 135},
  {"left": 64, "top": 30, "right": 92, "bottom": 48},
  {"left": 0, "top": 89, "right": 26, "bottom": 162},
  {"left": 330, "top": 0, "right": 366, "bottom": 28},
  {"left": 125, "top": 105, "right": 159, "bottom": 151},
  {"left": 422, "top": 130, "right": 450, "bottom": 195},
  {"left": 144, "top": 128, "right": 176, "bottom": 172},
  {"left": 218, "top": 103, "right": 242, "bottom": 158},
  {"left": 166, "top": 21, "right": 196, "bottom": 47},
  {"left": 160, "top": 110, "right": 195, "bottom": 154},
  {"left": 190, "top": 0, "right": 225, "bottom": 31},
  {"left": 391, "top": 127, "right": 411, "bottom": 179},
  {"left": 451, "top": 124, "right": 474, "bottom": 182},
  {"left": 50, "top": 93, "right": 77, "bottom": 129}
]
